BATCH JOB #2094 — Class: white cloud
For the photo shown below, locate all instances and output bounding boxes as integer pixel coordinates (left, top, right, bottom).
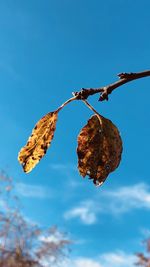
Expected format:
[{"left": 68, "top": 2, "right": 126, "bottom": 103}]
[
  {"left": 15, "top": 182, "right": 52, "bottom": 198},
  {"left": 61, "top": 251, "right": 136, "bottom": 267},
  {"left": 39, "top": 228, "right": 68, "bottom": 245},
  {"left": 39, "top": 228, "right": 70, "bottom": 267},
  {"left": 99, "top": 251, "right": 136, "bottom": 267},
  {"left": 71, "top": 258, "right": 102, "bottom": 267},
  {"left": 64, "top": 183, "right": 150, "bottom": 224},
  {"left": 49, "top": 257, "right": 102, "bottom": 267},
  {"left": 64, "top": 201, "right": 97, "bottom": 225},
  {"left": 103, "top": 183, "right": 150, "bottom": 214}
]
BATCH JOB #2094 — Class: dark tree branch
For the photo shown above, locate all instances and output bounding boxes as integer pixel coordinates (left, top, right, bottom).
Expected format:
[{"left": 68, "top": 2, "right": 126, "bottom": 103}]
[{"left": 73, "top": 70, "right": 150, "bottom": 101}]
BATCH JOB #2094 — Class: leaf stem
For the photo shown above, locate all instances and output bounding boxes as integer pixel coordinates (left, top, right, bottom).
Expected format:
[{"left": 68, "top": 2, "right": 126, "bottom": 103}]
[
  {"left": 82, "top": 100, "right": 100, "bottom": 117},
  {"left": 56, "top": 96, "right": 77, "bottom": 112}
]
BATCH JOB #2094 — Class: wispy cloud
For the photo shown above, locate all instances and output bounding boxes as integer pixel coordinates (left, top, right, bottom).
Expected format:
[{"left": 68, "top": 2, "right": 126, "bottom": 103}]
[
  {"left": 61, "top": 251, "right": 136, "bottom": 267},
  {"left": 39, "top": 228, "right": 70, "bottom": 267},
  {"left": 64, "top": 183, "right": 150, "bottom": 224},
  {"left": 103, "top": 183, "right": 150, "bottom": 214},
  {"left": 98, "top": 251, "right": 136, "bottom": 267},
  {"left": 69, "top": 258, "right": 102, "bottom": 267},
  {"left": 39, "top": 228, "right": 69, "bottom": 245},
  {"left": 64, "top": 201, "right": 97, "bottom": 225},
  {"left": 15, "top": 182, "right": 52, "bottom": 199}
]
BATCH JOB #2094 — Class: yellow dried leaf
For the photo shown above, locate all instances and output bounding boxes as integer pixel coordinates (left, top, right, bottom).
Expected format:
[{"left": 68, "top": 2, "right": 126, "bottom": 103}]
[
  {"left": 77, "top": 114, "right": 122, "bottom": 186},
  {"left": 18, "top": 111, "right": 58, "bottom": 173}
]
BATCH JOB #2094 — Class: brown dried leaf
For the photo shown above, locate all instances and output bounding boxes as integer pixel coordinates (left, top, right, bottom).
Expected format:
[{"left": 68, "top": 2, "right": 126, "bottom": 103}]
[
  {"left": 18, "top": 111, "right": 58, "bottom": 173},
  {"left": 77, "top": 114, "right": 122, "bottom": 186}
]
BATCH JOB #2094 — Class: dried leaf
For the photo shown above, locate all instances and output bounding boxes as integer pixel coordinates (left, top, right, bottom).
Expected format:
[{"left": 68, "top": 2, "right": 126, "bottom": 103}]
[
  {"left": 18, "top": 111, "right": 58, "bottom": 173},
  {"left": 77, "top": 114, "right": 122, "bottom": 186}
]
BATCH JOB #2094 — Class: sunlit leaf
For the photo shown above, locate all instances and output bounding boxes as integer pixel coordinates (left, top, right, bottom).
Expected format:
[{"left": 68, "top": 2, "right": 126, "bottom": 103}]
[
  {"left": 18, "top": 111, "right": 58, "bottom": 173},
  {"left": 77, "top": 114, "right": 122, "bottom": 186}
]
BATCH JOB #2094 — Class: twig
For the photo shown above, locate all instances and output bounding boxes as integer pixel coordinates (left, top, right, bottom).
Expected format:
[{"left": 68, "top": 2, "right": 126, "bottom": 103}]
[
  {"left": 73, "top": 70, "right": 150, "bottom": 101},
  {"left": 56, "top": 96, "right": 77, "bottom": 112},
  {"left": 82, "top": 99, "right": 100, "bottom": 117}
]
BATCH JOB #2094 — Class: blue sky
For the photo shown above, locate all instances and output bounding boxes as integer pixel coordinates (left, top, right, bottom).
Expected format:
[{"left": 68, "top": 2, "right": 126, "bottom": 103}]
[{"left": 0, "top": 0, "right": 150, "bottom": 266}]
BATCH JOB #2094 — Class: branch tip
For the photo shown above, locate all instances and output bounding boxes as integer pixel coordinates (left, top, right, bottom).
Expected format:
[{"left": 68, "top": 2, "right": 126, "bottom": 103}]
[{"left": 74, "top": 70, "right": 150, "bottom": 102}]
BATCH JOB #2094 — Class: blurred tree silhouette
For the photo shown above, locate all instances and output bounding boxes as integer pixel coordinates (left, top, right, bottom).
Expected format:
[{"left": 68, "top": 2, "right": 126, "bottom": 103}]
[
  {"left": 136, "top": 238, "right": 150, "bottom": 267},
  {"left": 0, "top": 171, "right": 70, "bottom": 267}
]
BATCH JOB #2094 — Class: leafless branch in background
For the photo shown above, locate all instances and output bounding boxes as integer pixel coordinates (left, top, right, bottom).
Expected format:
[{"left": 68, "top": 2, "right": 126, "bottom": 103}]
[{"left": 0, "top": 172, "right": 71, "bottom": 267}]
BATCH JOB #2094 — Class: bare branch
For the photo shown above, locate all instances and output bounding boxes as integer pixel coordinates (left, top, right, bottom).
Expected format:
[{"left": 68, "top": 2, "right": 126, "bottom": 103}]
[{"left": 73, "top": 70, "right": 150, "bottom": 101}]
